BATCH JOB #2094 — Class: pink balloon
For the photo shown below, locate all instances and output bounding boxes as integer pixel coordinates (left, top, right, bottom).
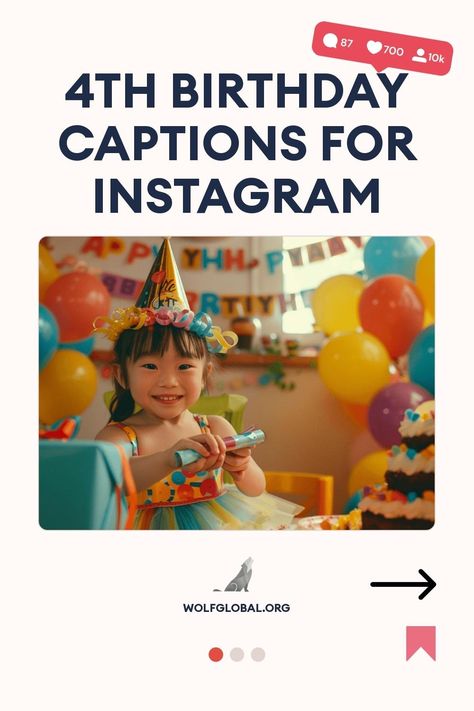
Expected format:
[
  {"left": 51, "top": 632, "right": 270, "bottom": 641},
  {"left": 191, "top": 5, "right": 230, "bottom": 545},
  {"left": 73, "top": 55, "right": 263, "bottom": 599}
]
[
  {"left": 348, "top": 430, "right": 381, "bottom": 470},
  {"left": 368, "top": 381, "right": 432, "bottom": 448}
]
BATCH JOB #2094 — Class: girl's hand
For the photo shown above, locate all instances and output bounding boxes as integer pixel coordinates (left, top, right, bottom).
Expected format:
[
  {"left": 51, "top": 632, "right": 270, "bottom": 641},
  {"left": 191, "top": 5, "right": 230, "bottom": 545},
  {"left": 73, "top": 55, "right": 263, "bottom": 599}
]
[
  {"left": 167, "top": 433, "right": 226, "bottom": 474},
  {"left": 224, "top": 447, "right": 254, "bottom": 480}
]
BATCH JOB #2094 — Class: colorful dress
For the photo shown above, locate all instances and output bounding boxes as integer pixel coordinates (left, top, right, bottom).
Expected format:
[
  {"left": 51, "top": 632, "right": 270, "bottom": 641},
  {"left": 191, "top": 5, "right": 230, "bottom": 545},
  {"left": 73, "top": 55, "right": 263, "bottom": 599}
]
[{"left": 109, "top": 415, "right": 303, "bottom": 530}]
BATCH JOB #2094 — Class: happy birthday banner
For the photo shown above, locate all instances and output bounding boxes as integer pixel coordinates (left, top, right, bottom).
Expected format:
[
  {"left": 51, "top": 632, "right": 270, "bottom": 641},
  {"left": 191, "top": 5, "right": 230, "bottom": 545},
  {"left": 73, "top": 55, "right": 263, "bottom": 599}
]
[
  {"left": 100, "top": 272, "right": 315, "bottom": 316},
  {"left": 81, "top": 236, "right": 363, "bottom": 272},
  {"left": 182, "top": 236, "right": 363, "bottom": 273}
]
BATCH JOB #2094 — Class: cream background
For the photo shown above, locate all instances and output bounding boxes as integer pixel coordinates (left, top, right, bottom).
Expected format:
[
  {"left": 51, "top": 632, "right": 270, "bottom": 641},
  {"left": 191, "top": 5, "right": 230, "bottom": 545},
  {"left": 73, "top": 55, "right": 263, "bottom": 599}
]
[{"left": 3, "top": 2, "right": 473, "bottom": 710}]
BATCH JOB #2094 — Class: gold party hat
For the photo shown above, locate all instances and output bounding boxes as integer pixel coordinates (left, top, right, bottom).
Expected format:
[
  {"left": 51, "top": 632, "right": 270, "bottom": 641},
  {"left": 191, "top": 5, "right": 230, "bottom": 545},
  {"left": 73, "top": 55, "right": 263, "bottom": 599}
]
[
  {"left": 135, "top": 238, "right": 190, "bottom": 311},
  {"left": 93, "top": 238, "right": 238, "bottom": 353}
]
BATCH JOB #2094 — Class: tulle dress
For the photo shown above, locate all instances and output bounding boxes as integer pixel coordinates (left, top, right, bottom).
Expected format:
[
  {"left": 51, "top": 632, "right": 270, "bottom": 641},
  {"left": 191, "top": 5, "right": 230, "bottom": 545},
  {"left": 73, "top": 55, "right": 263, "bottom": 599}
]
[{"left": 109, "top": 415, "right": 303, "bottom": 530}]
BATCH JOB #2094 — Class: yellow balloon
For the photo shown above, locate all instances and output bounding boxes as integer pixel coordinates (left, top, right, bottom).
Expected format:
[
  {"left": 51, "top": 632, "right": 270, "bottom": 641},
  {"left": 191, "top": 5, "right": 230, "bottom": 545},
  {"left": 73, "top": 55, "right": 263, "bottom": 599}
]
[
  {"left": 415, "top": 244, "right": 435, "bottom": 316},
  {"left": 39, "top": 349, "right": 97, "bottom": 424},
  {"left": 311, "top": 274, "right": 364, "bottom": 335},
  {"left": 319, "top": 332, "right": 391, "bottom": 404},
  {"left": 349, "top": 450, "right": 388, "bottom": 496},
  {"left": 39, "top": 243, "right": 60, "bottom": 302},
  {"left": 415, "top": 399, "right": 435, "bottom": 417},
  {"left": 423, "top": 310, "right": 434, "bottom": 328}
]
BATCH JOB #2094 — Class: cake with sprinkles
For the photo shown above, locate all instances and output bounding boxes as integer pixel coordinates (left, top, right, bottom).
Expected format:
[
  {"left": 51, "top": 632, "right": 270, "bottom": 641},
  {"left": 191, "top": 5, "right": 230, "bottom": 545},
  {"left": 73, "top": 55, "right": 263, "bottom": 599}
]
[{"left": 358, "top": 407, "right": 435, "bottom": 530}]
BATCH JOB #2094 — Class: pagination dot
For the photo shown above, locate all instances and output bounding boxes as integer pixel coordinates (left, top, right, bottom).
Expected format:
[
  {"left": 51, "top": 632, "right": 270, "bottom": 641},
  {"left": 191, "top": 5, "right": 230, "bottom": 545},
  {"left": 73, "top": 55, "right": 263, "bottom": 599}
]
[
  {"left": 209, "top": 647, "right": 224, "bottom": 662},
  {"left": 230, "top": 647, "right": 244, "bottom": 661},
  {"left": 251, "top": 647, "right": 265, "bottom": 662}
]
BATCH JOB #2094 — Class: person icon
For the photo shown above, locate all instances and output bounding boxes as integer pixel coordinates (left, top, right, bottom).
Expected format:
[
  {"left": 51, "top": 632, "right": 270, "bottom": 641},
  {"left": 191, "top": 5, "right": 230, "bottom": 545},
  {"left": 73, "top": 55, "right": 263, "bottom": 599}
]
[{"left": 412, "top": 48, "right": 427, "bottom": 63}]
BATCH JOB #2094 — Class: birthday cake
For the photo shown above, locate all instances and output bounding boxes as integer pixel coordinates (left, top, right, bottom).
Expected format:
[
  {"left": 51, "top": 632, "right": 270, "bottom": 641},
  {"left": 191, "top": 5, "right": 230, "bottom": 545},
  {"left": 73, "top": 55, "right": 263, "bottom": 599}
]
[{"left": 358, "top": 407, "right": 435, "bottom": 530}]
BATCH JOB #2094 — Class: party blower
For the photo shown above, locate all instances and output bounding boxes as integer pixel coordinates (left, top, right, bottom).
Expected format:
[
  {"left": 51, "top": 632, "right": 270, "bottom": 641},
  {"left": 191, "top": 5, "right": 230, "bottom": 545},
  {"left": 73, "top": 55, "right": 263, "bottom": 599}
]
[{"left": 175, "top": 428, "right": 266, "bottom": 467}]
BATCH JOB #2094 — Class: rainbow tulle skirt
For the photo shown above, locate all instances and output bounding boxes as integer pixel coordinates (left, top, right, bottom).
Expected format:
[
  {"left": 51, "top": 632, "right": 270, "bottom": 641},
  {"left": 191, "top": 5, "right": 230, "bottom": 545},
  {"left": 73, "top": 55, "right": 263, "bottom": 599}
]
[{"left": 133, "top": 485, "right": 303, "bottom": 530}]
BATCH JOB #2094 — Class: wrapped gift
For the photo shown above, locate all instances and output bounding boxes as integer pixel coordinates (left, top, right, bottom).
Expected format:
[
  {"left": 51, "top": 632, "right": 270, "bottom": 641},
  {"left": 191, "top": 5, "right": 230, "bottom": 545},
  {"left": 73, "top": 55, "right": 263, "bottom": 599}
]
[{"left": 39, "top": 440, "right": 136, "bottom": 530}]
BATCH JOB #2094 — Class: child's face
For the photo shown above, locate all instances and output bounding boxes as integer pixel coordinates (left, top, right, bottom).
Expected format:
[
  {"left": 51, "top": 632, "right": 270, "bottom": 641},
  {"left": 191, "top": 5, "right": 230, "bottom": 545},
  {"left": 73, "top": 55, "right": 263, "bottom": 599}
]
[{"left": 124, "top": 340, "right": 209, "bottom": 420}]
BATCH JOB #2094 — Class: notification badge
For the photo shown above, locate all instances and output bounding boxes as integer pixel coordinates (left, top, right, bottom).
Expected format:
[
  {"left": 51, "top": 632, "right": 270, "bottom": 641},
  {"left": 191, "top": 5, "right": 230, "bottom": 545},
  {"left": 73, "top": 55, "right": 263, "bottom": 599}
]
[{"left": 312, "top": 21, "right": 453, "bottom": 75}]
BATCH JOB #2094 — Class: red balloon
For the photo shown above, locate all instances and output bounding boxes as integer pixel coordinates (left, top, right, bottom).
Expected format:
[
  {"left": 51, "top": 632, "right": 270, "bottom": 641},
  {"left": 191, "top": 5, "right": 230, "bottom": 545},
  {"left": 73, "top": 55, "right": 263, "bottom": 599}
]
[
  {"left": 359, "top": 276, "right": 424, "bottom": 358},
  {"left": 44, "top": 272, "right": 111, "bottom": 342}
]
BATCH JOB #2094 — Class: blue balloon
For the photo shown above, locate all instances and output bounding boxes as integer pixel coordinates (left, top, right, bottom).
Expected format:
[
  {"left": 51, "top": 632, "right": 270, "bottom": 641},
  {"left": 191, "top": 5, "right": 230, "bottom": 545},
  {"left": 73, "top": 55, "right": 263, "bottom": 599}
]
[
  {"left": 408, "top": 325, "right": 435, "bottom": 395},
  {"left": 343, "top": 489, "right": 363, "bottom": 514},
  {"left": 58, "top": 334, "right": 95, "bottom": 355},
  {"left": 364, "top": 237, "right": 426, "bottom": 280},
  {"left": 39, "top": 305, "right": 59, "bottom": 370}
]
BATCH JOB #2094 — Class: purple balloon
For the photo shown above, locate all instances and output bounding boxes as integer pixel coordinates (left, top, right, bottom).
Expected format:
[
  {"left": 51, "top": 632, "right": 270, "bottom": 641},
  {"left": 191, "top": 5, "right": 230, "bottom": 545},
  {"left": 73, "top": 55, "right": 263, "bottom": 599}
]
[{"left": 368, "top": 382, "right": 432, "bottom": 448}]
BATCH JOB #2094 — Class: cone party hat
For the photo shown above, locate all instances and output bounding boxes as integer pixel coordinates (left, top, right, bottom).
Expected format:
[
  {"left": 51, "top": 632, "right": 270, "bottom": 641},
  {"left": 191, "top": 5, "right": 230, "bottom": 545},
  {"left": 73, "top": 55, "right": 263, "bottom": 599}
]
[
  {"left": 135, "top": 238, "right": 190, "bottom": 311},
  {"left": 93, "top": 238, "right": 238, "bottom": 353}
]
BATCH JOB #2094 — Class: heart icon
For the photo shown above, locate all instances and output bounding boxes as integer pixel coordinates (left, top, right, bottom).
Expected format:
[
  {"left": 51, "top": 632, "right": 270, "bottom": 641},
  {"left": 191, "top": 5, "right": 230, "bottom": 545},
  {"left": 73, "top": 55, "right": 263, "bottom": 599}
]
[{"left": 367, "top": 40, "right": 382, "bottom": 55}]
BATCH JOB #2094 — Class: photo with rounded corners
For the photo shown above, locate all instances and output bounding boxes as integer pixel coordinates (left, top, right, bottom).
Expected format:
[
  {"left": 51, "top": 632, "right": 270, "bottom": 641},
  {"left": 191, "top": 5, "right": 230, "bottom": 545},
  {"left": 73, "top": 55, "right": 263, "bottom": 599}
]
[{"left": 39, "top": 235, "right": 435, "bottom": 531}]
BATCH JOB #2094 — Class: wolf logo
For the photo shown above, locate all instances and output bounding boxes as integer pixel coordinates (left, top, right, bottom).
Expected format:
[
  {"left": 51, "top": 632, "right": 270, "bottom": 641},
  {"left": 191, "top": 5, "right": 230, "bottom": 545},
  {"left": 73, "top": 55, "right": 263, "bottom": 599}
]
[{"left": 214, "top": 557, "right": 253, "bottom": 592}]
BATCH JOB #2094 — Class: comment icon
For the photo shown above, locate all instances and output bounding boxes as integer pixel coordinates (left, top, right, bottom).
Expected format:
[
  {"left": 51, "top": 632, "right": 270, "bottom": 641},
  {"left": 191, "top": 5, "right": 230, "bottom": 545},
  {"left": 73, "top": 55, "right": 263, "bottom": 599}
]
[{"left": 323, "top": 32, "right": 338, "bottom": 48}]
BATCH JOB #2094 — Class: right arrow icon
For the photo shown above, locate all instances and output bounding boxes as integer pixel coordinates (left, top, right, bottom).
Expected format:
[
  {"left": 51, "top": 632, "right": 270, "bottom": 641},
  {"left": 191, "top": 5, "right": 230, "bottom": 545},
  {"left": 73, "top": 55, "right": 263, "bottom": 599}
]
[{"left": 370, "top": 568, "right": 436, "bottom": 600}]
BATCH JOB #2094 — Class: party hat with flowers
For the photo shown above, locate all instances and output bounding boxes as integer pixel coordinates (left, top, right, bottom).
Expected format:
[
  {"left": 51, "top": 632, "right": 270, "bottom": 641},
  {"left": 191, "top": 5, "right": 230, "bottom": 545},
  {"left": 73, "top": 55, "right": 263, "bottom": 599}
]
[{"left": 93, "top": 238, "right": 238, "bottom": 354}]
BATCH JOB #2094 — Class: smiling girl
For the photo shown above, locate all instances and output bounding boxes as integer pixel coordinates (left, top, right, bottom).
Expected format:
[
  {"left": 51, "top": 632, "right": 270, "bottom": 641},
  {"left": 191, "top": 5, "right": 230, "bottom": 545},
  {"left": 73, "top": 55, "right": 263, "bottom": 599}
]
[{"left": 94, "top": 240, "right": 301, "bottom": 530}]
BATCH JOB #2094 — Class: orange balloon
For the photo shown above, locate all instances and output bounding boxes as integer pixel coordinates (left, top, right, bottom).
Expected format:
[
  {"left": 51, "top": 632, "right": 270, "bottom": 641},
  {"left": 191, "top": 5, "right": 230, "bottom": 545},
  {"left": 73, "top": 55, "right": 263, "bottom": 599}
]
[
  {"left": 39, "top": 349, "right": 97, "bottom": 424},
  {"left": 44, "top": 272, "right": 111, "bottom": 342},
  {"left": 342, "top": 401, "right": 369, "bottom": 428},
  {"left": 359, "top": 275, "right": 424, "bottom": 358},
  {"left": 416, "top": 244, "right": 435, "bottom": 317},
  {"left": 39, "top": 244, "right": 60, "bottom": 301}
]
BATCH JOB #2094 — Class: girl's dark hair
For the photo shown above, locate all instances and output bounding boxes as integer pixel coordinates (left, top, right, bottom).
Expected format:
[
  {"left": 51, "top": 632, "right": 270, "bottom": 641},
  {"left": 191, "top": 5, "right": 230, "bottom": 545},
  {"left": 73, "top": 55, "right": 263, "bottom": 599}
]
[{"left": 109, "top": 325, "right": 211, "bottom": 422}]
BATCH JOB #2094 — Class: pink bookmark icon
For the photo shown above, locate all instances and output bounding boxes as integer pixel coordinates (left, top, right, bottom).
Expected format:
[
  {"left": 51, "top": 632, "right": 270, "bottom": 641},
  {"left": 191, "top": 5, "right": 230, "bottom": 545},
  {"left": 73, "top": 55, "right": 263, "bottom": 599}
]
[{"left": 406, "top": 626, "right": 436, "bottom": 661}]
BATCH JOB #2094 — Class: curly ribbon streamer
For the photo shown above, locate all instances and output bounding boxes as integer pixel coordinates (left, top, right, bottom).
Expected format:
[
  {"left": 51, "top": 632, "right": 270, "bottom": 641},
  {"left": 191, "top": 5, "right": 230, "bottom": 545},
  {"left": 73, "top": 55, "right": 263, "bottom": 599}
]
[
  {"left": 93, "top": 307, "right": 148, "bottom": 340},
  {"left": 93, "top": 305, "right": 238, "bottom": 353},
  {"left": 189, "top": 311, "right": 214, "bottom": 338},
  {"left": 154, "top": 307, "right": 174, "bottom": 326},
  {"left": 206, "top": 326, "right": 239, "bottom": 354},
  {"left": 173, "top": 309, "right": 195, "bottom": 329}
]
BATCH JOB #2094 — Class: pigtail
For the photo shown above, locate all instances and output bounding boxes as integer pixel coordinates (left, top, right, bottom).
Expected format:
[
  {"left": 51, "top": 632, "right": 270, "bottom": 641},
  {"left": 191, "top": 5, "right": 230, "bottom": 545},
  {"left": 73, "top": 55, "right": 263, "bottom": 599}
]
[{"left": 109, "top": 381, "right": 136, "bottom": 422}]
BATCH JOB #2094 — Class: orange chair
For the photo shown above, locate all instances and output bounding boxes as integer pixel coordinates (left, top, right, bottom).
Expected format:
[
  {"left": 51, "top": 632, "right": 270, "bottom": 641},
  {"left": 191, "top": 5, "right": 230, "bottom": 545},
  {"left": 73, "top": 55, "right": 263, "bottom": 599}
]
[{"left": 264, "top": 471, "right": 334, "bottom": 517}]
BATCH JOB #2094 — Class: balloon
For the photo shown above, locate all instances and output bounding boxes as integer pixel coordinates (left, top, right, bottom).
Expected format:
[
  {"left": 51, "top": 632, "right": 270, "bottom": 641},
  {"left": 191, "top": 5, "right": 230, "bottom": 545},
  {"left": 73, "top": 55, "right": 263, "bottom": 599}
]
[
  {"left": 39, "top": 349, "right": 98, "bottom": 424},
  {"left": 311, "top": 274, "right": 364, "bottom": 335},
  {"left": 39, "top": 305, "right": 59, "bottom": 370},
  {"left": 364, "top": 236, "right": 426, "bottom": 280},
  {"left": 368, "top": 382, "right": 432, "bottom": 448},
  {"left": 423, "top": 310, "right": 434, "bottom": 328},
  {"left": 408, "top": 325, "right": 435, "bottom": 395},
  {"left": 43, "top": 272, "right": 111, "bottom": 342},
  {"left": 341, "top": 401, "right": 369, "bottom": 428},
  {"left": 319, "top": 332, "right": 391, "bottom": 404},
  {"left": 348, "top": 451, "right": 388, "bottom": 496},
  {"left": 415, "top": 244, "right": 435, "bottom": 316},
  {"left": 58, "top": 334, "right": 95, "bottom": 356},
  {"left": 343, "top": 489, "right": 363, "bottom": 514},
  {"left": 359, "top": 275, "right": 424, "bottom": 358},
  {"left": 415, "top": 399, "right": 435, "bottom": 417},
  {"left": 39, "top": 243, "right": 60, "bottom": 301},
  {"left": 348, "top": 430, "right": 380, "bottom": 469}
]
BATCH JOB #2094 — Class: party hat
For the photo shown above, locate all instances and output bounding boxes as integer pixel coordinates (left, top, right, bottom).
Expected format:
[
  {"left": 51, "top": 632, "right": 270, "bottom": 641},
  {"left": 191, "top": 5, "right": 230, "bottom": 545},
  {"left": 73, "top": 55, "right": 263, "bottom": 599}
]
[
  {"left": 135, "top": 238, "right": 190, "bottom": 311},
  {"left": 93, "top": 238, "right": 238, "bottom": 354}
]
